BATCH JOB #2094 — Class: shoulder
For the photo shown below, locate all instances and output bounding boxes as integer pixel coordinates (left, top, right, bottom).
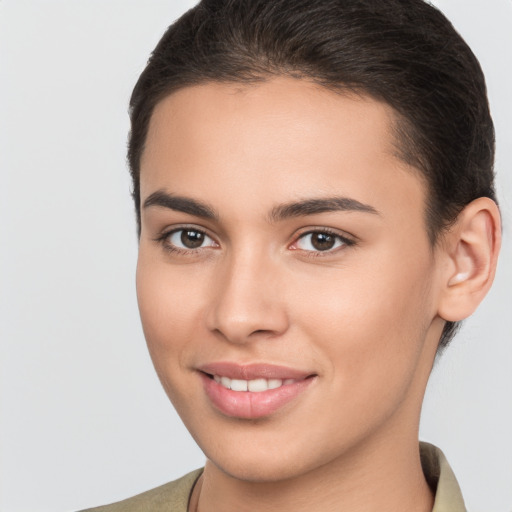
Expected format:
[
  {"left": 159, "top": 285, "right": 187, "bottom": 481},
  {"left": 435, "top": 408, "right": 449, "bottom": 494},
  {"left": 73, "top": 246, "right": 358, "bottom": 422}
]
[{"left": 78, "top": 469, "right": 203, "bottom": 512}]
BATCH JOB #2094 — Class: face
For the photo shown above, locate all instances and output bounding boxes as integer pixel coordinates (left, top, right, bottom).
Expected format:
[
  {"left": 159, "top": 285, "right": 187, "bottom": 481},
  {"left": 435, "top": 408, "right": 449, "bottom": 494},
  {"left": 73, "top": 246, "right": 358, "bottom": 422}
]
[{"left": 137, "top": 77, "right": 445, "bottom": 482}]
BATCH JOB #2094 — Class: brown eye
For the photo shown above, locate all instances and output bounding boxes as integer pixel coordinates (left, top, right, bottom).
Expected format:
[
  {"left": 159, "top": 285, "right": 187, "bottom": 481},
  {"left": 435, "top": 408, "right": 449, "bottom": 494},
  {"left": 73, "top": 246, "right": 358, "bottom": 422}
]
[
  {"left": 167, "top": 228, "right": 216, "bottom": 251},
  {"left": 310, "top": 232, "right": 336, "bottom": 251},
  {"left": 294, "top": 231, "right": 349, "bottom": 252},
  {"left": 181, "top": 229, "right": 205, "bottom": 248}
]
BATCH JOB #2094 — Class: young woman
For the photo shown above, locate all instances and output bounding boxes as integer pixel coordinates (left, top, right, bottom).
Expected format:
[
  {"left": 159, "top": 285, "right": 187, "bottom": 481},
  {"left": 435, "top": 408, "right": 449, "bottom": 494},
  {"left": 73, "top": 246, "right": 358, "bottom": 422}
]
[{"left": 82, "top": 1, "right": 501, "bottom": 510}]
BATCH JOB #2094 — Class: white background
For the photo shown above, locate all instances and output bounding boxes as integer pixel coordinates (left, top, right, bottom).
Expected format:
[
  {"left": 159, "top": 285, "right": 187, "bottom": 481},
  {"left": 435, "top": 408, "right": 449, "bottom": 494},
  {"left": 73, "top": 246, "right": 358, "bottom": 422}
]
[{"left": 0, "top": 1, "right": 511, "bottom": 511}]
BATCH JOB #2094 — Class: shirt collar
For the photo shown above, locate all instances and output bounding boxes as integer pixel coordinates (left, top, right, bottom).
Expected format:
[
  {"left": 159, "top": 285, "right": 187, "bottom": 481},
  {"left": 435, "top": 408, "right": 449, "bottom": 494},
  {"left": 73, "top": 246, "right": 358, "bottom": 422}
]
[{"left": 420, "top": 442, "right": 467, "bottom": 512}]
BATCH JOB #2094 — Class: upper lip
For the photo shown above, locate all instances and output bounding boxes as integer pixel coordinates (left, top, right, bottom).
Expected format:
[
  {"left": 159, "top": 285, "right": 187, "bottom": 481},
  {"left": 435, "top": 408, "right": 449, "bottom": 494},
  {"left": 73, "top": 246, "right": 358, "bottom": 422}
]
[{"left": 198, "top": 362, "right": 314, "bottom": 380}]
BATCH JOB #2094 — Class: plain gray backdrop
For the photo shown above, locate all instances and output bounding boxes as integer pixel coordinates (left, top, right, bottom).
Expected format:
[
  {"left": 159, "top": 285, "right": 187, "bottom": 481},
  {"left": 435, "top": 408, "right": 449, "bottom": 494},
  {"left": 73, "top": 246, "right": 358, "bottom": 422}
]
[{"left": 1, "top": 1, "right": 511, "bottom": 511}]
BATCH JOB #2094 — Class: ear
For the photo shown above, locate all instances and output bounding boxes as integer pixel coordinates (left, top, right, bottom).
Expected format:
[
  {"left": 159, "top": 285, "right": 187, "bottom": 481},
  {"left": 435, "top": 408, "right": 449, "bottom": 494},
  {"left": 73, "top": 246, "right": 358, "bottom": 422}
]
[{"left": 437, "top": 197, "right": 501, "bottom": 322}]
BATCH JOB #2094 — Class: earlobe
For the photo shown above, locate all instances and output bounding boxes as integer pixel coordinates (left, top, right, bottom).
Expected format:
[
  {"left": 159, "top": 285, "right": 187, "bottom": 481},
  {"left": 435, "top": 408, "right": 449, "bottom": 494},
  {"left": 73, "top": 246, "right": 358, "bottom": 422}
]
[{"left": 438, "top": 197, "right": 501, "bottom": 322}]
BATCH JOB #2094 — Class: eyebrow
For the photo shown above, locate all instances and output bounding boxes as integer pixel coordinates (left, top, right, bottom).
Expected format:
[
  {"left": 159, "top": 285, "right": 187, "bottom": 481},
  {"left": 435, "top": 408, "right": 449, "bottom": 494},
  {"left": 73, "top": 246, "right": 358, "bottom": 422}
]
[
  {"left": 268, "top": 196, "right": 380, "bottom": 222},
  {"left": 143, "top": 190, "right": 219, "bottom": 220},
  {"left": 142, "top": 190, "right": 379, "bottom": 222}
]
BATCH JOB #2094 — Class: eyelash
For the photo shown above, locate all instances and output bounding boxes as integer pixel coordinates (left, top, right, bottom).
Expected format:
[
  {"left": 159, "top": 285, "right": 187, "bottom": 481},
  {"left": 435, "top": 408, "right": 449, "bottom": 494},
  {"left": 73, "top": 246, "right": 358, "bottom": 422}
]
[
  {"left": 154, "top": 226, "right": 356, "bottom": 257},
  {"left": 154, "top": 226, "right": 217, "bottom": 256},
  {"left": 291, "top": 228, "right": 356, "bottom": 258}
]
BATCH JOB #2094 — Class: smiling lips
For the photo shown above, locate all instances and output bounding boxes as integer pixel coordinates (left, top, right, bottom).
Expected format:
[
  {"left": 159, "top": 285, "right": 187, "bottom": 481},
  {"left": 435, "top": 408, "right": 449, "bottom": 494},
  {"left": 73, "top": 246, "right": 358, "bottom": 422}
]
[
  {"left": 199, "top": 362, "right": 316, "bottom": 419},
  {"left": 214, "top": 375, "right": 297, "bottom": 392}
]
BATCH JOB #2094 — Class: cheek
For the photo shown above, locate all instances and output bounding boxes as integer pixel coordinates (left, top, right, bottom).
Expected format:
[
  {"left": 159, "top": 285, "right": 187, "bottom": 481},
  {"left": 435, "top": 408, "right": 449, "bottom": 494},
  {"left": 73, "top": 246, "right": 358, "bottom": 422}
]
[
  {"left": 136, "top": 253, "right": 206, "bottom": 372},
  {"left": 290, "top": 248, "right": 435, "bottom": 394}
]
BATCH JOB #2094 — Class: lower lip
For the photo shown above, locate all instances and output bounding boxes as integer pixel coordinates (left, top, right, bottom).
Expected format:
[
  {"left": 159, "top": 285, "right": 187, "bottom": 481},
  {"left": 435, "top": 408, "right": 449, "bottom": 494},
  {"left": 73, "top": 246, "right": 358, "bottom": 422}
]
[{"left": 200, "top": 373, "right": 315, "bottom": 419}]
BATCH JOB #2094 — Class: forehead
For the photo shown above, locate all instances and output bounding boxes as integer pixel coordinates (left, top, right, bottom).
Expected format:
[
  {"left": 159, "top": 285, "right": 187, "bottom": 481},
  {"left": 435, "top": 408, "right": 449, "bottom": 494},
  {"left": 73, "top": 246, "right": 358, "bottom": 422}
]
[{"left": 140, "top": 77, "right": 426, "bottom": 228}]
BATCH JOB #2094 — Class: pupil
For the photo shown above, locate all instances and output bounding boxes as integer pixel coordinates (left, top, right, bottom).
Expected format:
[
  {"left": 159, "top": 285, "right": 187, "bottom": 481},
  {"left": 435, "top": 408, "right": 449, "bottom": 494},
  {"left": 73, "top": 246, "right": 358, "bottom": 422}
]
[
  {"left": 181, "top": 230, "right": 204, "bottom": 249},
  {"left": 312, "top": 233, "right": 335, "bottom": 251}
]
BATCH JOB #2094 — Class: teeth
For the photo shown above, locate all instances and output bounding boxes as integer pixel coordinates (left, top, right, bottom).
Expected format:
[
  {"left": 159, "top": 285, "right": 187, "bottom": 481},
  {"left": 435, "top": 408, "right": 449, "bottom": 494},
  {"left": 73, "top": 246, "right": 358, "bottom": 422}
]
[
  {"left": 230, "top": 379, "right": 248, "bottom": 392},
  {"left": 268, "top": 379, "right": 283, "bottom": 389},
  {"left": 247, "top": 378, "right": 267, "bottom": 392},
  {"left": 212, "top": 375, "right": 294, "bottom": 392}
]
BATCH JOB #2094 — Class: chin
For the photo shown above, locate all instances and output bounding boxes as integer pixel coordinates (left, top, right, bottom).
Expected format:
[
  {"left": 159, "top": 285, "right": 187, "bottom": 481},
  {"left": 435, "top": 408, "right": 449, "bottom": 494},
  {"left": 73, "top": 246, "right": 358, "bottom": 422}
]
[
  {"left": 196, "top": 424, "right": 342, "bottom": 484},
  {"left": 207, "top": 453, "right": 311, "bottom": 483}
]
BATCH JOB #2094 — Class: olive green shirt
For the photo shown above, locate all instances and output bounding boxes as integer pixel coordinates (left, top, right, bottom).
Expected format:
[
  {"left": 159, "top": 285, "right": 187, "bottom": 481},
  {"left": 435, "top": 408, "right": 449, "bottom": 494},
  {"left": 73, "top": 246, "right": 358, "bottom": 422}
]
[{"left": 80, "top": 442, "right": 466, "bottom": 511}]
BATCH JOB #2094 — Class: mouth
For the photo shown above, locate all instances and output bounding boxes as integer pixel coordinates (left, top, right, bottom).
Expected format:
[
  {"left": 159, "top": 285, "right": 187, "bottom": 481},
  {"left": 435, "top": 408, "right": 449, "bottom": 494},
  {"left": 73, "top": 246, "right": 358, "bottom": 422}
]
[
  {"left": 198, "top": 362, "right": 317, "bottom": 419},
  {"left": 209, "top": 374, "right": 299, "bottom": 392}
]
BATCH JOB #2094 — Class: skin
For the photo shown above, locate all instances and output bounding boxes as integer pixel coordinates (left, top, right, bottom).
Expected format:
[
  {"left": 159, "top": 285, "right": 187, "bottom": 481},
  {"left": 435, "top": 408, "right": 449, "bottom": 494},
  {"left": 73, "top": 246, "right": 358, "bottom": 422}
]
[{"left": 136, "top": 77, "right": 500, "bottom": 512}]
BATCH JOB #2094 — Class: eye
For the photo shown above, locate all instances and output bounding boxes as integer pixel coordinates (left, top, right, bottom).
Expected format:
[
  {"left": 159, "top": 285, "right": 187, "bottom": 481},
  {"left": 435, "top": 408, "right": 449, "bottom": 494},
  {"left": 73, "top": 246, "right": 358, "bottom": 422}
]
[
  {"left": 162, "top": 228, "right": 218, "bottom": 252},
  {"left": 292, "top": 230, "right": 353, "bottom": 253}
]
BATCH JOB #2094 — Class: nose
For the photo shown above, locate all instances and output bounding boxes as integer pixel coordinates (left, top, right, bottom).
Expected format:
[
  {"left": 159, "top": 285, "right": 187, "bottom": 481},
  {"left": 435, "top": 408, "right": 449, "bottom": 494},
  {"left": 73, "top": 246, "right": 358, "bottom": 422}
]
[{"left": 205, "top": 250, "right": 289, "bottom": 344}]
